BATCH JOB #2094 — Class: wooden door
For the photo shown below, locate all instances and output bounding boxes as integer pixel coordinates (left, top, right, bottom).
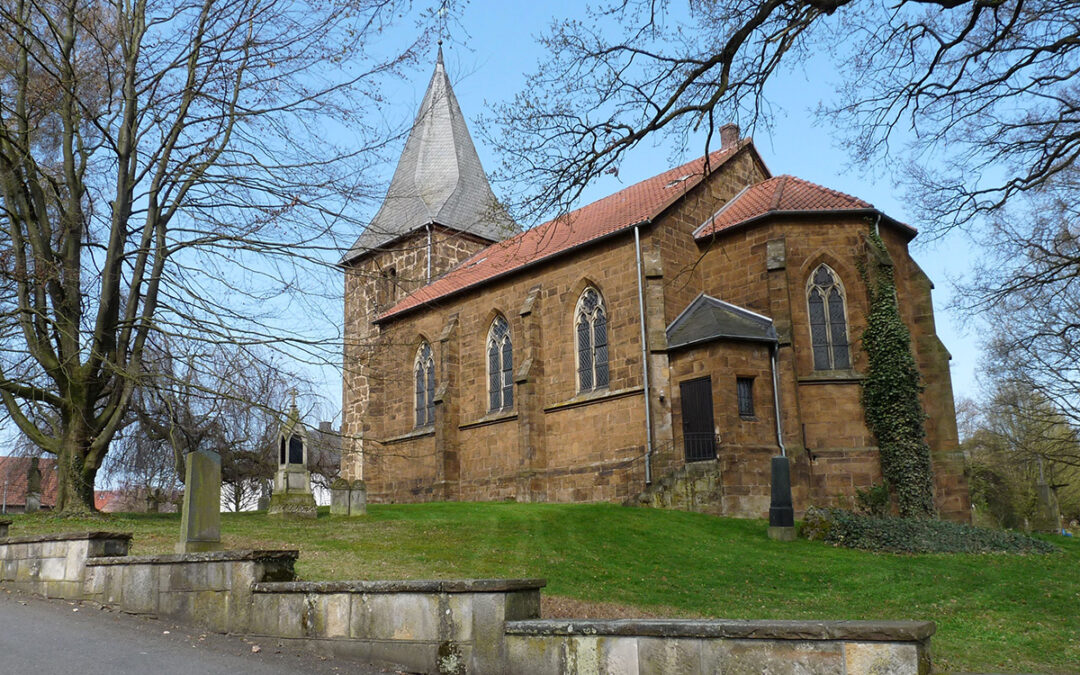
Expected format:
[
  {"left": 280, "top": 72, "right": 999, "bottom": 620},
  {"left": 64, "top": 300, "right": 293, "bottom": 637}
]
[{"left": 680, "top": 376, "right": 716, "bottom": 462}]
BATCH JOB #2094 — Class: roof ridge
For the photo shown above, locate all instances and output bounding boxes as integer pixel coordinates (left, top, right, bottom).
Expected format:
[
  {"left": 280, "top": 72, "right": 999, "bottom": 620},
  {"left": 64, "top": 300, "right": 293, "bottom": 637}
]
[
  {"left": 768, "top": 175, "right": 788, "bottom": 212},
  {"left": 377, "top": 144, "right": 747, "bottom": 321},
  {"left": 784, "top": 174, "right": 872, "bottom": 208}
]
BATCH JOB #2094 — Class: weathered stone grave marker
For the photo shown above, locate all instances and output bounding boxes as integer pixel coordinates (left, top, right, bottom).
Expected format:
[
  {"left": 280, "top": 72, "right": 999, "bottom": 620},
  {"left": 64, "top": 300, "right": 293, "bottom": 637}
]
[
  {"left": 176, "top": 448, "right": 224, "bottom": 553},
  {"left": 24, "top": 457, "right": 42, "bottom": 513}
]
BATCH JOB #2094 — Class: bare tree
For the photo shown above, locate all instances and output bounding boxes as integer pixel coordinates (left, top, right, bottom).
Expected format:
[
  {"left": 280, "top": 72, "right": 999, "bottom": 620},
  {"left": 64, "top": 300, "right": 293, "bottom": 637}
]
[
  {"left": 961, "top": 175, "right": 1080, "bottom": 444},
  {"left": 963, "top": 382, "right": 1080, "bottom": 528},
  {"left": 489, "top": 0, "right": 1079, "bottom": 230},
  {"left": 105, "top": 339, "right": 314, "bottom": 513},
  {"left": 0, "top": 0, "right": 429, "bottom": 512}
]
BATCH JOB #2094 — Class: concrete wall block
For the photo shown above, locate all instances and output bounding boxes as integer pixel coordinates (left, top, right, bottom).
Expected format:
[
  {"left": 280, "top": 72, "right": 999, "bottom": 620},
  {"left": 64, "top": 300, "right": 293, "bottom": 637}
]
[
  {"left": 637, "top": 636, "right": 701, "bottom": 674},
  {"left": 203, "top": 561, "right": 226, "bottom": 587},
  {"left": 43, "top": 579, "right": 82, "bottom": 600},
  {"left": 504, "top": 589, "right": 542, "bottom": 622},
  {"left": 384, "top": 593, "right": 439, "bottom": 640},
  {"left": 82, "top": 565, "right": 104, "bottom": 598},
  {"left": 365, "top": 640, "right": 439, "bottom": 673},
  {"left": 158, "top": 591, "right": 196, "bottom": 623},
  {"left": 122, "top": 565, "right": 156, "bottom": 614},
  {"left": 102, "top": 566, "right": 125, "bottom": 605},
  {"left": 250, "top": 593, "right": 282, "bottom": 635},
  {"left": 268, "top": 592, "right": 307, "bottom": 638},
  {"left": 320, "top": 593, "right": 351, "bottom": 638},
  {"left": 720, "top": 639, "right": 844, "bottom": 675},
  {"left": 64, "top": 542, "right": 87, "bottom": 579},
  {"left": 39, "top": 556, "right": 68, "bottom": 582},
  {"left": 844, "top": 641, "right": 924, "bottom": 675},
  {"left": 506, "top": 635, "right": 564, "bottom": 674},
  {"left": 446, "top": 594, "right": 475, "bottom": 642},
  {"left": 194, "top": 590, "right": 230, "bottom": 632},
  {"left": 168, "top": 562, "right": 208, "bottom": 592},
  {"left": 3, "top": 558, "right": 18, "bottom": 581}
]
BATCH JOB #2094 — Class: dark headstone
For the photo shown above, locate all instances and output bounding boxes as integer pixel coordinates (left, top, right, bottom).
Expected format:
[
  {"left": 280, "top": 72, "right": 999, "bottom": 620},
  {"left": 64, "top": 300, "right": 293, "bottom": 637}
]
[{"left": 768, "top": 455, "right": 796, "bottom": 541}]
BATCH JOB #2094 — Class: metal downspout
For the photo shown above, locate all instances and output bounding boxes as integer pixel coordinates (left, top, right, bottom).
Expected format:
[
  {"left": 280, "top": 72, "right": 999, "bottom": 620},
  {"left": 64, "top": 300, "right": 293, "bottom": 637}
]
[
  {"left": 426, "top": 223, "right": 432, "bottom": 282},
  {"left": 771, "top": 345, "right": 786, "bottom": 457},
  {"left": 634, "top": 224, "right": 654, "bottom": 485}
]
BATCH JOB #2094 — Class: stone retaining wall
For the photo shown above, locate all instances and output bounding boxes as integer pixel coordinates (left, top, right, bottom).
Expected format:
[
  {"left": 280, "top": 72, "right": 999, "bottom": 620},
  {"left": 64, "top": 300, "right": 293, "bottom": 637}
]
[
  {"left": 0, "top": 530, "right": 935, "bottom": 674},
  {"left": 505, "top": 619, "right": 934, "bottom": 674},
  {"left": 84, "top": 550, "right": 299, "bottom": 634},
  {"left": 0, "top": 531, "right": 131, "bottom": 599},
  {"left": 251, "top": 579, "right": 543, "bottom": 674}
]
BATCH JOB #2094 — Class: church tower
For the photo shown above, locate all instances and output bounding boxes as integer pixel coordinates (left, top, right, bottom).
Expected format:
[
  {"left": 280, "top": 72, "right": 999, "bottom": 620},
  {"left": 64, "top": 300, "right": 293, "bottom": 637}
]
[{"left": 339, "top": 46, "right": 517, "bottom": 487}]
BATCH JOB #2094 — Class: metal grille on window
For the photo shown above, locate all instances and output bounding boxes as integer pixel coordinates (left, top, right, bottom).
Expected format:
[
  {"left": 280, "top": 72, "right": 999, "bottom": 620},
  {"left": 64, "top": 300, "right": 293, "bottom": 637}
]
[
  {"left": 737, "top": 378, "right": 754, "bottom": 418},
  {"left": 501, "top": 337, "right": 513, "bottom": 408},
  {"left": 415, "top": 342, "right": 434, "bottom": 427},
  {"left": 576, "top": 287, "right": 608, "bottom": 392},
  {"left": 425, "top": 360, "right": 435, "bottom": 423},
  {"left": 488, "top": 316, "right": 513, "bottom": 411},
  {"left": 577, "top": 318, "right": 593, "bottom": 390},
  {"left": 807, "top": 265, "right": 850, "bottom": 370}
]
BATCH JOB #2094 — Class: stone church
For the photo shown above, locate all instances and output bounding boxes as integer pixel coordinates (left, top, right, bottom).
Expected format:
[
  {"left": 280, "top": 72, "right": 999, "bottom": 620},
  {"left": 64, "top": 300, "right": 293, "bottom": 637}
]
[{"left": 338, "top": 50, "right": 971, "bottom": 522}]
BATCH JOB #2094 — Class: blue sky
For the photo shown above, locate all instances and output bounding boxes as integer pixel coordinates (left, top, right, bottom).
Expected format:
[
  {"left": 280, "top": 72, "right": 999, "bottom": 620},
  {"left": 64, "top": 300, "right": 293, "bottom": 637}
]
[{"left": 345, "top": 0, "right": 983, "bottom": 413}]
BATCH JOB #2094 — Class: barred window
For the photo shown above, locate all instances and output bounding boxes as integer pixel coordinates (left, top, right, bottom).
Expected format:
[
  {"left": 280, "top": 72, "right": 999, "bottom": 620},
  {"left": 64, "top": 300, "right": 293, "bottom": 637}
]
[
  {"left": 575, "top": 287, "right": 609, "bottom": 392},
  {"left": 487, "top": 315, "right": 514, "bottom": 411},
  {"left": 737, "top": 377, "right": 755, "bottom": 418},
  {"left": 807, "top": 264, "right": 851, "bottom": 370},
  {"left": 414, "top": 342, "right": 435, "bottom": 427}
]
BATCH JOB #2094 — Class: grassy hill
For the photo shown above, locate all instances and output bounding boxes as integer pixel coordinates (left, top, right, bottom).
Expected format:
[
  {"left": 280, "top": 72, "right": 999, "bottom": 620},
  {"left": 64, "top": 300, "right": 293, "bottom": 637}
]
[{"left": 5, "top": 502, "right": 1076, "bottom": 673}]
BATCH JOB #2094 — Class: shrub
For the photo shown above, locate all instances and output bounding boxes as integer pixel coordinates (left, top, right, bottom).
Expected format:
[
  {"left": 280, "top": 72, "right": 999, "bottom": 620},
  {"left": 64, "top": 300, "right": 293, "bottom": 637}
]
[
  {"left": 854, "top": 482, "right": 891, "bottom": 517},
  {"left": 801, "top": 506, "right": 1058, "bottom": 554}
]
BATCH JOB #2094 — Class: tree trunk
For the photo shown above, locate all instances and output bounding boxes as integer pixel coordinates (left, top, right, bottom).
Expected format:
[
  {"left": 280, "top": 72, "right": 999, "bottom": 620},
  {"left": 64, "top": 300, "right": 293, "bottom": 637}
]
[{"left": 55, "top": 433, "right": 99, "bottom": 514}]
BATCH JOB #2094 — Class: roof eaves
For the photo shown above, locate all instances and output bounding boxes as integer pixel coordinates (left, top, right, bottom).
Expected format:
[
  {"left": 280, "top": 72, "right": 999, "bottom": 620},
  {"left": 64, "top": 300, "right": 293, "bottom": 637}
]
[
  {"left": 375, "top": 218, "right": 651, "bottom": 325},
  {"left": 667, "top": 331, "right": 778, "bottom": 353},
  {"left": 694, "top": 207, "right": 886, "bottom": 241}
]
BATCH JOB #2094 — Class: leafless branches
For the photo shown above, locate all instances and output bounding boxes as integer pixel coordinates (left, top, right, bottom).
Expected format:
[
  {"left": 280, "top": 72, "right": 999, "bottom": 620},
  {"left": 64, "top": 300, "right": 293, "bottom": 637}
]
[
  {"left": 0, "top": 0, "right": 428, "bottom": 511},
  {"left": 489, "top": 0, "right": 1079, "bottom": 232}
]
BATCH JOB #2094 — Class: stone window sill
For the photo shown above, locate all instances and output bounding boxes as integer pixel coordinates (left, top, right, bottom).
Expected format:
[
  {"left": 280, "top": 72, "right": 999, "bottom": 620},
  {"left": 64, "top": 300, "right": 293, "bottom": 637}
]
[
  {"left": 459, "top": 411, "right": 518, "bottom": 430},
  {"left": 798, "top": 370, "right": 864, "bottom": 385},
  {"left": 381, "top": 426, "right": 435, "bottom": 445},
  {"left": 544, "top": 386, "right": 644, "bottom": 413}
]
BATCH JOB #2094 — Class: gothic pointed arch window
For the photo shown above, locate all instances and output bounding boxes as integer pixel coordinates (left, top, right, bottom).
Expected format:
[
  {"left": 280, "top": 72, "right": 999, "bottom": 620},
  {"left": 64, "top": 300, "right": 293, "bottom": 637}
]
[
  {"left": 487, "top": 315, "right": 513, "bottom": 412},
  {"left": 414, "top": 341, "right": 435, "bottom": 427},
  {"left": 575, "top": 287, "right": 609, "bottom": 392},
  {"left": 807, "top": 264, "right": 851, "bottom": 370}
]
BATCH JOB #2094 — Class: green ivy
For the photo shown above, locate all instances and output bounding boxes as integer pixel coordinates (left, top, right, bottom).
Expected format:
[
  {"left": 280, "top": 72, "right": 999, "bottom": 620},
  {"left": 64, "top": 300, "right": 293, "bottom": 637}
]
[
  {"left": 860, "top": 229, "right": 937, "bottom": 519},
  {"left": 801, "top": 506, "right": 1057, "bottom": 554}
]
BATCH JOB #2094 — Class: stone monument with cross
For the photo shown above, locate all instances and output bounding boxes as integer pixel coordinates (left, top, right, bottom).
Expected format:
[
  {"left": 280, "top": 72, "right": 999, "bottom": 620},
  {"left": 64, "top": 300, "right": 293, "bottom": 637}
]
[{"left": 267, "top": 391, "right": 318, "bottom": 519}]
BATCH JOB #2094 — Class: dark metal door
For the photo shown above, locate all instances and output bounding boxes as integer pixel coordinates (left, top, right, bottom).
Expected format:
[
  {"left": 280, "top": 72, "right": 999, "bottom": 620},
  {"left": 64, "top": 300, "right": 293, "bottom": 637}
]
[{"left": 680, "top": 376, "right": 716, "bottom": 462}]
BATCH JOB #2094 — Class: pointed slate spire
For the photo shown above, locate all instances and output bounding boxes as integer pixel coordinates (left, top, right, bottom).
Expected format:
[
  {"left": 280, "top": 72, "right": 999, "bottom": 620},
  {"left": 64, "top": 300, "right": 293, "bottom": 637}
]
[{"left": 342, "top": 47, "right": 517, "bottom": 263}]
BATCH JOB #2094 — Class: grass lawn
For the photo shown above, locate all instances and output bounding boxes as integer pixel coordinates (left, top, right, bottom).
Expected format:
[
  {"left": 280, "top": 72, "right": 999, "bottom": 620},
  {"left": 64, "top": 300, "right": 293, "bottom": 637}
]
[{"left": 4, "top": 502, "right": 1076, "bottom": 673}]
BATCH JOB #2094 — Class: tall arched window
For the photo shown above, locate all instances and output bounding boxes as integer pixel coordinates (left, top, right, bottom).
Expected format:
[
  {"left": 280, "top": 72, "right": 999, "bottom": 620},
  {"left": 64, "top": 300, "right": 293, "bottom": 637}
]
[
  {"left": 807, "top": 264, "right": 850, "bottom": 370},
  {"left": 575, "top": 287, "right": 609, "bottom": 392},
  {"left": 414, "top": 342, "right": 435, "bottom": 427},
  {"left": 487, "top": 316, "right": 513, "bottom": 411}
]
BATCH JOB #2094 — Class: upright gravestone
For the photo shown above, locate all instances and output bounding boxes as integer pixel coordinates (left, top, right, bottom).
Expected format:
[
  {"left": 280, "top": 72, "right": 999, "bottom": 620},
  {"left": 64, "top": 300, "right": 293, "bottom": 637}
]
[
  {"left": 176, "top": 448, "right": 224, "bottom": 553},
  {"left": 267, "top": 398, "right": 318, "bottom": 519},
  {"left": 330, "top": 478, "right": 367, "bottom": 517},
  {"left": 24, "top": 458, "right": 42, "bottom": 513}
]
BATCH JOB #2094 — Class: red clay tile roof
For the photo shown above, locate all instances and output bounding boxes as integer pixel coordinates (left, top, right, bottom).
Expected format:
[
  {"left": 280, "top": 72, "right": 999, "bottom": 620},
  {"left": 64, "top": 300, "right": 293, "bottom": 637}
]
[
  {"left": 0, "top": 456, "right": 58, "bottom": 509},
  {"left": 694, "top": 174, "right": 880, "bottom": 238},
  {"left": 378, "top": 144, "right": 746, "bottom": 321}
]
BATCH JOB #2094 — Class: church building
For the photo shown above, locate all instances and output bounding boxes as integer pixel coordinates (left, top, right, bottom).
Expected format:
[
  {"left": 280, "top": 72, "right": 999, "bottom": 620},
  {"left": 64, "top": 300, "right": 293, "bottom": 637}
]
[{"left": 339, "top": 50, "right": 971, "bottom": 522}]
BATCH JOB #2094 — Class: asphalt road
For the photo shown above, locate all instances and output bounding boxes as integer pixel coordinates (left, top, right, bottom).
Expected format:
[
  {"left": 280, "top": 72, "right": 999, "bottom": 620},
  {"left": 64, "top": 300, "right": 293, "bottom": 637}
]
[{"left": 0, "top": 589, "right": 396, "bottom": 675}]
